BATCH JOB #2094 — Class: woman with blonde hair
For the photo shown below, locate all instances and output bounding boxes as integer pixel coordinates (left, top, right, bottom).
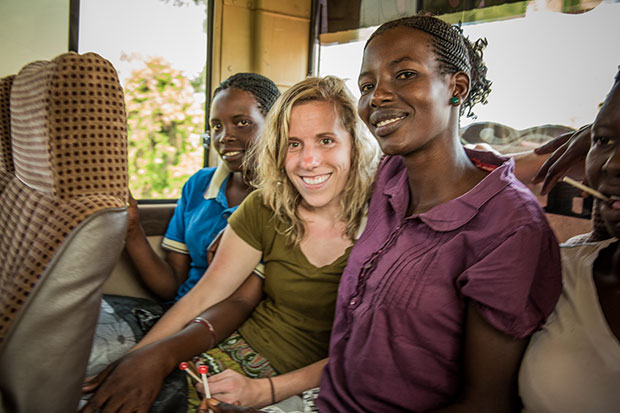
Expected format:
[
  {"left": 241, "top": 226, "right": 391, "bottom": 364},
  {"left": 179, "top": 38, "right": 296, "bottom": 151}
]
[{"left": 81, "top": 75, "right": 379, "bottom": 412}]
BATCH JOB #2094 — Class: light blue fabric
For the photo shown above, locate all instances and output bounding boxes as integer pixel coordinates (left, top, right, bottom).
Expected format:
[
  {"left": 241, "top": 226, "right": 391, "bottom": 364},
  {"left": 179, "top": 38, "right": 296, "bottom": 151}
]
[{"left": 162, "top": 164, "right": 237, "bottom": 301}]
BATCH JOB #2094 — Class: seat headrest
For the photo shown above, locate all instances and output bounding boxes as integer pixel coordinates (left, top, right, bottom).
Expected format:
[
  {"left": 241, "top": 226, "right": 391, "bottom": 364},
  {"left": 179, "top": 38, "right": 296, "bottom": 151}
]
[
  {"left": 10, "top": 52, "right": 127, "bottom": 200},
  {"left": 0, "top": 75, "right": 15, "bottom": 175}
]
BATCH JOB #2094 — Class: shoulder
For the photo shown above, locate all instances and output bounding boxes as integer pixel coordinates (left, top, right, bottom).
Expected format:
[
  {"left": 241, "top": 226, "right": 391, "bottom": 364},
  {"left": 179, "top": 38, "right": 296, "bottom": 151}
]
[
  {"left": 479, "top": 158, "right": 549, "bottom": 233},
  {"left": 232, "top": 190, "right": 273, "bottom": 220},
  {"left": 186, "top": 167, "right": 218, "bottom": 186}
]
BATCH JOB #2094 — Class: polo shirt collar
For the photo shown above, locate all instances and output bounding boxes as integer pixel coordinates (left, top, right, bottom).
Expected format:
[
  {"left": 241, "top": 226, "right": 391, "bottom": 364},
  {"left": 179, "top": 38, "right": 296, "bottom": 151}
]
[
  {"left": 385, "top": 148, "right": 514, "bottom": 232},
  {"left": 204, "top": 162, "right": 232, "bottom": 200}
]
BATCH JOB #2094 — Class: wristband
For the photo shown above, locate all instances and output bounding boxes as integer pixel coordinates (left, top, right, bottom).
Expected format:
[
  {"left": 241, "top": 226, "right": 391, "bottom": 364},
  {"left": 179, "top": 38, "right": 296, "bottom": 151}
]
[{"left": 188, "top": 317, "right": 217, "bottom": 348}]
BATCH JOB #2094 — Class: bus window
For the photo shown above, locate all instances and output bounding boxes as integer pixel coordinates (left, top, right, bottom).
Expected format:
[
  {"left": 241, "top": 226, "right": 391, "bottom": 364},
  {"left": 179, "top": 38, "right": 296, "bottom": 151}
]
[
  {"left": 78, "top": 0, "right": 208, "bottom": 199},
  {"left": 319, "top": 0, "right": 620, "bottom": 154}
]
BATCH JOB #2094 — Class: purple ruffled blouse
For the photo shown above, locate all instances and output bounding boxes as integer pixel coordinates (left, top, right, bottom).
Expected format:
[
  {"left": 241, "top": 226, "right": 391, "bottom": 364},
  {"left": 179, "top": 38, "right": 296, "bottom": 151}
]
[{"left": 318, "top": 150, "right": 562, "bottom": 412}]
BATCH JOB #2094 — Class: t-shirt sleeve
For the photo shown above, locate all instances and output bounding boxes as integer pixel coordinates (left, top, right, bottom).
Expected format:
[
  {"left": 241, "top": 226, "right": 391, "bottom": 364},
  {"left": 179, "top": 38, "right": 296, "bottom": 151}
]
[
  {"left": 228, "top": 190, "right": 272, "bottom": 253},
  {"left": 457, "top": 222, "right": 562, "bottom": 339},
  {"left": 161, "top": 170, "right": 208, "bottom": 255}
]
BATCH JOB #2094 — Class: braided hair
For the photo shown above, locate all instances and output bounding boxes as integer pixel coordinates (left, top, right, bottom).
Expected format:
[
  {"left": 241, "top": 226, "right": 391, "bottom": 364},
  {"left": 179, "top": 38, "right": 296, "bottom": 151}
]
[
  {"left": 366, "top": 14, "right": 492, "bottom": 118},
  {"left": 213, "top": 72, "right": 280, "bottom": 115}
]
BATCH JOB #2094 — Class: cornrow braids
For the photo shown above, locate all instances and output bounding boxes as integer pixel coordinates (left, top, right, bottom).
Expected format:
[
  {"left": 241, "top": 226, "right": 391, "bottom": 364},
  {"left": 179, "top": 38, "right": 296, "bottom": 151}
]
[
  {"left": 366, "top": 14, "right": 492, "bottom": 118},
  {"left": 213, "top": 73, "right": 280, "bottom": 115}
]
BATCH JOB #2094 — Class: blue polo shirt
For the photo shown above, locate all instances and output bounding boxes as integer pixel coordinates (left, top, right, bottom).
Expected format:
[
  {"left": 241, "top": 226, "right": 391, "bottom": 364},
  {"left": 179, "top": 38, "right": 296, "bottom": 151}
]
[{"left": 162, "top": 163, "right": 236, "bottom": 301}]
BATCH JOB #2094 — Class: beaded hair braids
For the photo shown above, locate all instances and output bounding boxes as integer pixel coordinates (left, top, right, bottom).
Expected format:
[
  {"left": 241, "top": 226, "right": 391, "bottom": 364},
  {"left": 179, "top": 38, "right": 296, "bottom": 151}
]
[
  {"left": 366, "top": 14, "right": 492, "bottom": 118},
  {"left": 213, "top": 72, "right": 280, "bottom": 115}
]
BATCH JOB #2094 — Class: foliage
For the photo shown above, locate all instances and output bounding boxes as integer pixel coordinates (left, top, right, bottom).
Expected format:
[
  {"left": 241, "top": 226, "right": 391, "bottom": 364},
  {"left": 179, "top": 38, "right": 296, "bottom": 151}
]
[{"left": 124, "top": 57, "right": 205, "bottom": 199}]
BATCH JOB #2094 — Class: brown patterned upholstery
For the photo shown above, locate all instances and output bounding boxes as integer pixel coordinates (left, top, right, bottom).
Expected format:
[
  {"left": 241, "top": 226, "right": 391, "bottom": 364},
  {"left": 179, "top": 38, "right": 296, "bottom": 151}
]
[
  {"left": 0, "top": 53, "right": 128, "bottom": 412},
  {"left": 0, "top": 75, "right": 15, "bottom": 192}
]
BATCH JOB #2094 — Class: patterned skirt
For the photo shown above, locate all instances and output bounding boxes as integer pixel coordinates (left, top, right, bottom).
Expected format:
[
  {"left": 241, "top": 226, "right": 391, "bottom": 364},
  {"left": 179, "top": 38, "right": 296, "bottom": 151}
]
[{"left": 186, "top": 331, "right": 277, "bottom": 412}]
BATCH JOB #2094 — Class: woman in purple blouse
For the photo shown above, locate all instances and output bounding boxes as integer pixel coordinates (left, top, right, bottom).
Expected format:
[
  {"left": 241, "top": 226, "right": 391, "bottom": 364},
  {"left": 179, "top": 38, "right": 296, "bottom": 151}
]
[
  {"left": 203, "top": 14, "right": 563, "bottom": 413},
  {"left": 316, "top": 15, "right": 563, "bottom": 412}
]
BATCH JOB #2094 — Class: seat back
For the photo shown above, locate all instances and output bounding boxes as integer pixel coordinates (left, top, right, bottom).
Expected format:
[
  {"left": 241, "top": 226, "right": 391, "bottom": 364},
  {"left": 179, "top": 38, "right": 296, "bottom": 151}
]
[
  {"left": 0, "top": 53, "right": 128, "bottom": 413},
  {"left": 0, "top": 75, "right": 15, "bottom": 192}
]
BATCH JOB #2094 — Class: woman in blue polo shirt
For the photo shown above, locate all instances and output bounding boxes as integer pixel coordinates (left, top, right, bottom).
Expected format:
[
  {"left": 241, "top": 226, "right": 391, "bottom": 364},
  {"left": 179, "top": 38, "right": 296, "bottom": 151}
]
[{"left": 87, "top": 73, "right": 280, "bottom": 377}]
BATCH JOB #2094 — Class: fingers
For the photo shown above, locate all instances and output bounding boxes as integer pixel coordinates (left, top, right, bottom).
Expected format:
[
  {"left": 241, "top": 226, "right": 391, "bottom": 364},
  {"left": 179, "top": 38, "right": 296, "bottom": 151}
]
[
  {"left": 532, "top": 140, "right": 569, "bottom": 184},
  {"left": 534, "top": 131, "right": 572, "bottom": 155},
  {"left": 82, "top": 363, "right": 115, "bottom": 393},
  {"left": 201, "top": 398, "right": 258, "bottom": 413},
  {"left": 543, "top": 152, "right": 579, "bottom": 195},
  {"left": 127, "top": 191, "right": 138, "bottom": 207}
]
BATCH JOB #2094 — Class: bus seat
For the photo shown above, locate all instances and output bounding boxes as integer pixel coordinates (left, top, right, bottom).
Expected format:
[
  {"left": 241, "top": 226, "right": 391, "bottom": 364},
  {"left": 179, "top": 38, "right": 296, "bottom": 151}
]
[
  {"left": 0, "top": 53, "right": 128, "bottom": 413},
  {"left": 0, "top": 75, "right": 15, "bottom": 192}
]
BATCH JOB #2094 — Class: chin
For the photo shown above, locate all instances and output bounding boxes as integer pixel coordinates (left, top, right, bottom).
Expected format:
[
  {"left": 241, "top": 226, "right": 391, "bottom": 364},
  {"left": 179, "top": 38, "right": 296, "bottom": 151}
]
[{"left": 224, "top": 160, "right": 243, "bottom": 172}]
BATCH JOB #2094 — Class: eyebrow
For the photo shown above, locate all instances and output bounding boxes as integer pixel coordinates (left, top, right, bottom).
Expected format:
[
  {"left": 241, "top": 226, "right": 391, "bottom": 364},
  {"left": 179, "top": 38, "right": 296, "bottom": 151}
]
[{"left": 358, "top": 56, "right": 417, "bottom": 81}]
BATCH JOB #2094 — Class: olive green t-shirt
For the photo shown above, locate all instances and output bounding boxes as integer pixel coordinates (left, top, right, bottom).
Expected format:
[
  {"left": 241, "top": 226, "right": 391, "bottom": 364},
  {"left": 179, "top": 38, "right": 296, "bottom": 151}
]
[{"left": 228, "top": 190, "right": 351, "bottom": 374}]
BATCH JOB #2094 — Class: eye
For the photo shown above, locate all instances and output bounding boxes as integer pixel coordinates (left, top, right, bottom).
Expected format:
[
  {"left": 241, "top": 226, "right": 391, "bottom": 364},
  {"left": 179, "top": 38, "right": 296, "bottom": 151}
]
[
  {"left": 593, "top": 136, "right": 616, "bottom": 146},
  {"left": 359, "top": 83, "right": 374, "bottom": 93},
  {"left": 210, "top": 123, "right": 222, "bottom": 131},
  {"left": 236, "top": 119, "right": 250, "bottom": 127},
  {"left": 396, "top": 71, "right": 416, "bottom": 80},
  {"left": 320, "top": 137, "right": 334, "bottom": 145},
  {"left": 288, "top": 141, "right": 300, "bottom": 150}
]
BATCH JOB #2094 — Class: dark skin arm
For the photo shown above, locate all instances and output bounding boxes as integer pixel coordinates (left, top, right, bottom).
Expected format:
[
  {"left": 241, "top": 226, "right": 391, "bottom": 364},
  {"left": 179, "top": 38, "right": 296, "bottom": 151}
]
[
  {"left": 532, "top": 124, "right": 591, "bottom": 194},
  {"left": 431, "top": 302, "right": 529, "bottom": 413},
  {"left": 125, "top": 192, "right": 191, "bottom": 300},
  {"left": 81, "top": 274, "right": 264, "bottom": 413}
]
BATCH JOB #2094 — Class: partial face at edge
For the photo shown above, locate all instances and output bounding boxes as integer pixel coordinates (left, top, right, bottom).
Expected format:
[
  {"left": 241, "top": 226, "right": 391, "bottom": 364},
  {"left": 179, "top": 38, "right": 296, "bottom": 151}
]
[
  {"left": 586, "top": 80, "right": 620, "bottom": 237},
  {"left": 209, "top": 88, "right": 265, "bottom": 172},
  {"left": 284, "top": 100, "right": 353, "bottom": 212}
]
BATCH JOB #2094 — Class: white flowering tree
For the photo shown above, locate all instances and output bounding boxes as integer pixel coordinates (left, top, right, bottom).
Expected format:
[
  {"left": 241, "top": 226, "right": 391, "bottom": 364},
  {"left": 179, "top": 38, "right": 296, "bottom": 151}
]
[{"left": 124, "top": 57, "right": 204, "bottom": 199}]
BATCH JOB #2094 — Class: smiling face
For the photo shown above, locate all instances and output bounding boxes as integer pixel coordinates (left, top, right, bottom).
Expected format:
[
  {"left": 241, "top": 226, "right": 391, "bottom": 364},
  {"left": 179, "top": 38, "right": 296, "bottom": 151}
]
[
  {"left": 209, "top": 87, "right": 265, "bottom": 172},
  {"left": 285, "top": 100, "right": 352, "bottom": 212},
  {"left": 357, "top": 27, "right": 455, "bottom": 156},
  {"left": 586, "top": 80, "right": 620, "bottom": 238}
]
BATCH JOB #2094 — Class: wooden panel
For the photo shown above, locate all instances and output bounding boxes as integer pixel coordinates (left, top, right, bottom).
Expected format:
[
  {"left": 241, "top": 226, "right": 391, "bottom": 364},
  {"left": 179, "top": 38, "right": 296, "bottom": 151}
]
[
  {"left": 254, "top": 9, "right": 310, "bottom": 88},
  {"left": 219, "top": 1, "right": 253, "bottom": 80},
  {"left": 256, "top": 0, "right": 311, "bottom": 18}
]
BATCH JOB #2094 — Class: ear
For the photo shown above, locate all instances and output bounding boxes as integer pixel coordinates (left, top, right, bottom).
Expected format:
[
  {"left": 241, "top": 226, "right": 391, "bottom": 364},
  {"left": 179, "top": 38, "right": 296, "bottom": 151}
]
[{"left": 450, "top": 71, "right": 470, "bottom": 102}]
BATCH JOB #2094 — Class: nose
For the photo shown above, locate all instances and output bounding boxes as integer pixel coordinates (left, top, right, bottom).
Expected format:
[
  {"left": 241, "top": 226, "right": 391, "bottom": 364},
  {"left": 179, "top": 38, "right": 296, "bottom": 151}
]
[
  {"left": 602, "top": 144, "right": 620, "bottom": 176},
  {"left": 300, "top": 145, "right": 321, "bottom": 170},
  {"left": 370, "top": 79, "right": 394, "bottom": 108},
  {"left": 217, "top": 127, "right": 236, "bottom": 144}
]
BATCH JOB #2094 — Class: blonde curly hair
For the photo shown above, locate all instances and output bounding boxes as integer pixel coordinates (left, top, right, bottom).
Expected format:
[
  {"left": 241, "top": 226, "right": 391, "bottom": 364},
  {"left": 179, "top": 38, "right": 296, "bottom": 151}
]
[{"left": 246, "top": 76, "right": 380, "bottom": 244}]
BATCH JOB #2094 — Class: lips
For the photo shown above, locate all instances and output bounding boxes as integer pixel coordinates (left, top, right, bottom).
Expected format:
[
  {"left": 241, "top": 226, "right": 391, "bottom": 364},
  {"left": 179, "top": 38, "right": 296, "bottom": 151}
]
[
  {"left": 368, "top": 110, "right": 408, "bottom": 137},
  {"left": 220, "top": 149, "right": 244, "bottom": 160},
  {"left": 301, "top": 173, "right": 331, "bottom": 186}
]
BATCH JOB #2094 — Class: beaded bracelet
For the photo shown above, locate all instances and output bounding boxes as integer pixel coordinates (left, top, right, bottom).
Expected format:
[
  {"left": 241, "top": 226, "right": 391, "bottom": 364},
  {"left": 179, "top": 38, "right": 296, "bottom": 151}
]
[
  {"left": 267, "top": 376, "right": 275, "bottom": 405},
  {"left": 188, "top": 317, "right": 217, "bottom": 348}
]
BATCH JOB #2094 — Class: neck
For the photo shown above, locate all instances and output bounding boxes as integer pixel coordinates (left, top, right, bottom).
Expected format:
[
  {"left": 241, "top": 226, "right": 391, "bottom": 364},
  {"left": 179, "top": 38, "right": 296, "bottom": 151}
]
[
  {"left": 402, "top": 134, "right": 486, "bottom": 215},
  {"left": 230, "top": 170, "right": 252, "bottom": 191},
  {"left": 298, "top": 200, "right": 342, "bottom": 224}
]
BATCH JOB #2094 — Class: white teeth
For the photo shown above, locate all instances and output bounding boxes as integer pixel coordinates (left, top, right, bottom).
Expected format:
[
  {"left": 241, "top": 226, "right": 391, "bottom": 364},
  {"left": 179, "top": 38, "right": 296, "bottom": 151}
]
[
  {"left": 376, "top": 116, "right": 404, "bottom": 127},
  {"left": 302, "top": 174, "right": 329, "bottom": 185},
  {"left": 223, "top": 151, "right": 240, "bottom": 157}
]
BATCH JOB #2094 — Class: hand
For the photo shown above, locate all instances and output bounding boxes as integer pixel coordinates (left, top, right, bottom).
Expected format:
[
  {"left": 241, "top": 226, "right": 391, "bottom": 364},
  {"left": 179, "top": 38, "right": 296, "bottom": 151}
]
[
  {"left": 80, "top": 346, "right": 172, "bottom": 412},
  {"left": 126, "top": 190, "right": 142, "bottom": 234},
  {"left": 197, "top": 369, "right": 267, "bottom": 408},
  {"left": 532, "top": 124, "right": 591, "bottom": 194},
  {"left": 199, "top": 398, "right": 261, "bottom": 413}
]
